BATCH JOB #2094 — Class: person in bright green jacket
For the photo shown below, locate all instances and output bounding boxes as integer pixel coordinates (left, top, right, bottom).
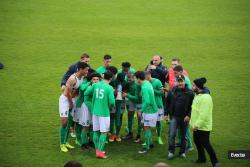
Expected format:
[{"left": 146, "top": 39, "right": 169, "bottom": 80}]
[
  {"left": 190, "top": 77, "right": 220, "bottom": 167},
  {"left": 135, "top": 71, "right": 158, "bottom": 154},
  {"left": 145, "top": 71, "right": 165, "bottom": 145},
  {"left": 84, "top": 71, "right": 115, "bottom": 159}
]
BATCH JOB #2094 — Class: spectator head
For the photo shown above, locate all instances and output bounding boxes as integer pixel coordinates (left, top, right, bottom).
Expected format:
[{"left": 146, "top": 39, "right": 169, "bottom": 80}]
[
  {"left": 193, "top": 77, "right": 207, "bottom": 91},
  {"left": 153, "top": 162, "right": 169, "bottom": 167},
  {"left": 135, "top": 71, "right": 146, "bottom": 85},
  {"left": 64, "top": 160, "right": 83, "bottom": 167},
  {"left": 127, "top": 72, "right": 135, "bottom": 83},
  {"left": 121, "top": 61, "right": 131, "bottom": 73},
  {"left": 171, "top": 57, "right": 181, "bottom": 68},
  {"left": 103, "top": 71, "right": 114, "bottom": 82},
  {"left": 173, "top": 65, "right": 184, "bottom": 77},
  {"left": 144, "top": 70, "right": 152, "bottom": 80},
  {"left": 103, "top": 54, "right": 112, "bottom": 67},
  {"left": 77, "top": 62, "right": 90, "bottom": 77},
  {"left": 176, "top": 74, "right": 186, "bottom": 88},
  {"left": 80, "top": 53, "right": 90, "bottom": 64}
]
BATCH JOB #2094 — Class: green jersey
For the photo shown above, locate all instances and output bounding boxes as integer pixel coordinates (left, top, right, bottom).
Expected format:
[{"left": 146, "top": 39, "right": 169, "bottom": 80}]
[
  {"left": 96, "top": 66, "right": 107, "bottom": 75},
  {"left": 141, "top": 80, "right": 158, "bottom": 113},
  {"left": 75, "top": 79, "right": 89, "bottom": 108},
  {"left": 84, "top": 84, "right": 94, "bottom": 113},
  {"left": 126, "top": 81, "right": 142, "bottom": 104},
  {"left": 150, "top": 78, "right": 164, "bottom": 108},
  {"left": 84, "top": 81, "right": 115, "bottom": 117},
  {"left": 118, "top": 68, "right": 136, "bottom": 81},
  {"left": 117, "top": 68, "right": 136, "bottom": 74}
]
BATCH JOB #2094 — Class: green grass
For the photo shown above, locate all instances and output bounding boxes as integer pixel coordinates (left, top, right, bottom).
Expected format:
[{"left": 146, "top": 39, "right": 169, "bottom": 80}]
[{"left": 0, "top": 0, "right": 250, "bottom": 166}]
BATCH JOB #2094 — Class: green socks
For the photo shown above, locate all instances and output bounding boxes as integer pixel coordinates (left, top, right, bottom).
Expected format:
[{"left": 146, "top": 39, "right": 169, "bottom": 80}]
[
  {"left": 98, "top": 133, "right": 107, "bottom": 151},
  {"left": 60, "top": 127, "right": 67, "bottom": 144},
  {"left": 75, "top": 123, "right": 82, "bottom": 144},
  {"left": 144, "top": 129, "right": 152, "bottom": 149},
  {"left": 81, "top": 129, "right": 88, "bottom": 145},
  {"left": 88, "top": 126, "right": 94, "bottom": 142},
  {"left": 128, "top": 115, "right": 134, "bottom": 133},
  {"left": 156, "top": 121, "right": 162, "bottom": 137},
  {"left": 65, "top": 111, "right": 74, "bottom": 141},
  {"left": 93, "top": 131, "right": 100, "bottom": 149}
]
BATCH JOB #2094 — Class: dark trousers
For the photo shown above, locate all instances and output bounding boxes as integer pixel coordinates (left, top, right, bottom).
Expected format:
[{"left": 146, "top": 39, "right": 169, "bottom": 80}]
[
  {"left": 193, "top": 130, "right": 218, "bottom": 166},
  {"left": 168, "top": 116, "right": 188, "bottom": 154}
]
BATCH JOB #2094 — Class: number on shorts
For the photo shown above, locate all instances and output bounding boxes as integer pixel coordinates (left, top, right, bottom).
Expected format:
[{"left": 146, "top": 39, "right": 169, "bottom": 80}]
[{"left": 96, "top": 88, "right": 104, "bottom": 99}]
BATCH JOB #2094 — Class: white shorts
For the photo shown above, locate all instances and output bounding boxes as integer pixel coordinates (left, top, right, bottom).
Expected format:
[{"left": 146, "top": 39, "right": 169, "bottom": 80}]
[
  {"left": 75, "top": 102, "right": 92, "bottom": 127},
  {"left": 141, "top": 112, "right": 158, "bottom": 127},
  {"left": 59, "top": 95, "right": 69, "bottom": 117},
  {"left": 92, "top": 115, "right": 110, "bottom": 133},
  {"left": 157, "top": 108, "right": 164, "bottom": 121}
]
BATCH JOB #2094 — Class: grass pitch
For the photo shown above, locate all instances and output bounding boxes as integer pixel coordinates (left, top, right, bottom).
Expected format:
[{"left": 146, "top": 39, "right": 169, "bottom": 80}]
[{"left": 0, "top": 0, "right": 250, "bottom": 166}]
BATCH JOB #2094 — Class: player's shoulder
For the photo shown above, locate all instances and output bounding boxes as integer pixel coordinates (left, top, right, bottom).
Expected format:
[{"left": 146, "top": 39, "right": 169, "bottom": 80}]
[
  {"left": 96, "top": 66, "right": 104, "bottom": 71},
  {"left": 152, "top": 78, "right": 161, "bottom": 84},
  {"left": 130, "top": 68, "right": 136, "bottom": 72},
  {"left": 118, "top": 69, "right": 122, "bottom": 73},
  {"left": 67, "top": 74, "right": 77, "bottom": 83}
]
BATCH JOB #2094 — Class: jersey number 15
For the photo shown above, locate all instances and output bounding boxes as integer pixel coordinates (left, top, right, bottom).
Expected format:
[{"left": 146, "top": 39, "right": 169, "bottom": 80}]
[{"left": 96, "top": 89, "right": 104, "bottom": 99}]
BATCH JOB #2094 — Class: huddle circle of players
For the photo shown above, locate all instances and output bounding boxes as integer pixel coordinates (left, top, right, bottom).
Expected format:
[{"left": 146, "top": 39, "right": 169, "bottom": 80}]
[{"left": 59, "top": 53, "right": 190, "bottom": 159}]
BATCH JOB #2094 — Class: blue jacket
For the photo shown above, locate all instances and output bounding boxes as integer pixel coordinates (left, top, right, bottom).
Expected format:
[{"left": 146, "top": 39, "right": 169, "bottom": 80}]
[
  {"left": 147, "top": 63, "right": 168, "bottom": 86},
  {"left": 61, "top": 62, "right": 78, "bottom": 86}
]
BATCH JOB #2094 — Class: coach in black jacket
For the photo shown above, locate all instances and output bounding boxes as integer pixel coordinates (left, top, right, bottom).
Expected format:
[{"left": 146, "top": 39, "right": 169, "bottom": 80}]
[
  {"left": 145, "top": 55, "right": 167, "bottom": 86},
  {"left": 165, "top": 74, "right": 194, "bottom": 159}
]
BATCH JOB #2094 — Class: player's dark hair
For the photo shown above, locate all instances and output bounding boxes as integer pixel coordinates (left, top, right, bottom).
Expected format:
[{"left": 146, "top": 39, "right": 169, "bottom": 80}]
[
  {"left": 104, "top": 54, "right": 112, "bottom": 60},
  {"left": 64, "top": 160, "right": 83, "bottom": 167},
  {"left": 122, "top": 62, "right": 131, "bottom": 68},
  {"left": 88, "top": 68, "right": 95, "bottom": 74},
  {"left": 104, "top": 71, "right": 114, "bottom": 80},
  {"left": 106, "top": 66, "right": 118, "bottom": 75},
  {"left": 173, "top": 65, "right": 183, "bottom": 72},
  {"left": 80, "top": 53, "right": 90, "bottom": 59},
  {"left": 135, "top": 71, "right": 145, "bottom": 80},
  {"left": 77, "top": 62, "right": 89, "bottom": 70},
  {"left": 87, "top": 72, "right": 101, "bottom": 82}
]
